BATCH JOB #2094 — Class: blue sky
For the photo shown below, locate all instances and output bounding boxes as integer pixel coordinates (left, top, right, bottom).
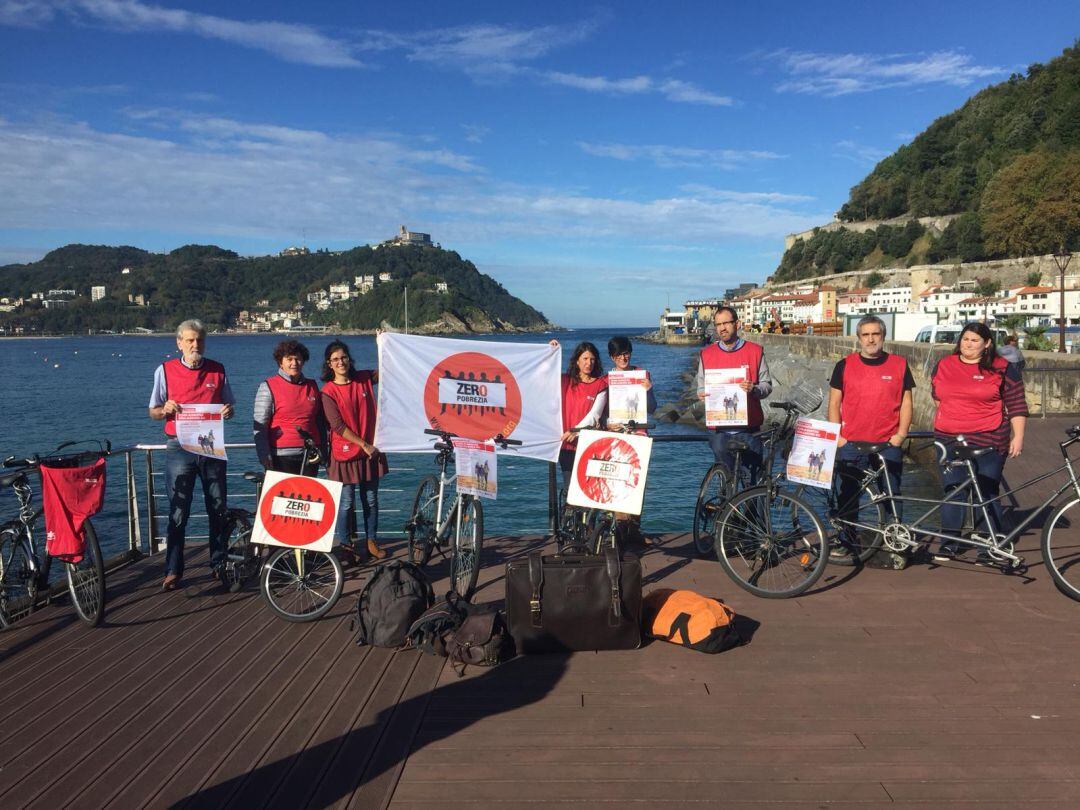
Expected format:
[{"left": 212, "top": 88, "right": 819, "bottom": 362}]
[{"left": 1, "top": 1, "right": 1076, "bottom": 326}]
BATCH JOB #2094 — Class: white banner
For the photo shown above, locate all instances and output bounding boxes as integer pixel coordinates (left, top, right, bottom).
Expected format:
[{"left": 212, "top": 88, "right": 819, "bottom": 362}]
[
  {"left": 374, "top": 333, "right": 563, "bottom": 461},
  {"left": 566, "top": 430, "right": 653, "bottom": 516},
  {"left": 175, "top": 403, "right": 227, "bottom": 460},
  {"left": 453, "top": 438, "right": 497, "bottom": 499},
  {"left": 785, "top": 417, "right": 841, "bottom": 489},
  {"left": 251, "top": 471, "right": 343, "bottom": 552}
]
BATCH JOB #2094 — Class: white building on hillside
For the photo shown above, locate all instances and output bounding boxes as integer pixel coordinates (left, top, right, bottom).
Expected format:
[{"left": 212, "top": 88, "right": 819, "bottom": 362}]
[{"left": 868, "top": 284, "right": 913, "bottom": 313}]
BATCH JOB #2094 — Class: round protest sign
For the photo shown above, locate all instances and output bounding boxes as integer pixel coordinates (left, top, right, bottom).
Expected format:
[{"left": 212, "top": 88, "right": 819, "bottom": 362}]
[
  {"left": 423, "top": 351, "right": 523, "bottom": 440},
  {"left": 574, "top": 435, "right": 643, "bottom": 505},
  {"left": 257, "top": 475, "right": 338, "bottom": 547}
]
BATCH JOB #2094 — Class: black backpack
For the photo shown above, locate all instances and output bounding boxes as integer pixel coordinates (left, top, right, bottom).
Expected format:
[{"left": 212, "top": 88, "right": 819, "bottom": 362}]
[
  {"left": 355, "top": 561, "right": 434, "bottom": 648},
  {"left": 406, "top": 590, "right": 472, "bottom": 657}
]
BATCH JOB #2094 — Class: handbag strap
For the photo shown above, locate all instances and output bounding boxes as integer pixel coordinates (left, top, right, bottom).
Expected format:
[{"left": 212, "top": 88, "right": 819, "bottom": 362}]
[
  {"left": 604, "top": 547, "right": 622, "bottom": 625},
  {"left": 528, "top": 552, "right": 544, "bottom": 627}
]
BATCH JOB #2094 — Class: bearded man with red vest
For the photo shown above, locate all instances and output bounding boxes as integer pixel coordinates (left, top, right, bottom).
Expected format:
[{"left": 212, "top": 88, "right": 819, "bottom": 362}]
[
  {"left": 828, "top": 314, "right": 914, "bottom": 520},
  {"left": 148, "top": 319, "right": 236, "bottom": 591},
  {"left": 253, "top": 339, "right": 325, "bottom": 475},
  {"left": 695, "top": 306, "right": 773, "bottom": 482}
]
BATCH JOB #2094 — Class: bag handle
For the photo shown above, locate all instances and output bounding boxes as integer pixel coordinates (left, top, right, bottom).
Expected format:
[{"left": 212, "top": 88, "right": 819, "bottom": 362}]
[
  {"left": 604, "top": 547, "right": 622, "bottom": 625},
  {"left": 528, "top": 552, "right": 544, "bottom": 627}
]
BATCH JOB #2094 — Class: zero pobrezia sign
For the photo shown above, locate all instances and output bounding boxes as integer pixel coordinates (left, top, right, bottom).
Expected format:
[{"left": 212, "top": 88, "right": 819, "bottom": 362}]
[
  {"left": 566, "top": 430, "right": 653, "bottom": 516},
  {"left": 251, "top": 471, "right": 343, "bottom": 553}
]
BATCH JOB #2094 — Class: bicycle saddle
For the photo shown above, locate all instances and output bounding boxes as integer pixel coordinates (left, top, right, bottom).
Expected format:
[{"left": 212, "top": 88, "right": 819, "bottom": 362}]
[
  {"left": 949, "top": 445, "right": 993, "bottom": 461},
  {"left": 727, "top": 439, "right": 750, "bottom": 453},
  {"left": 0, "top": 470, "right": 26, "bottom": 488},
  {"left": 243, "top": 471, "right": 265, "bottom": 484},
  {"left": 847, "top": 441, "right": 890, "bottom": 454}
]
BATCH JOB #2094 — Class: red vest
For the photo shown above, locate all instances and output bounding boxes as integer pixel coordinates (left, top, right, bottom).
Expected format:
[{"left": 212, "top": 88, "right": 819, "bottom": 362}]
[
  {"left": 561, "top": 374, "right": 609, "bottom": 449},
  {"left": 933, "top": 355, "right": 1008, "bottom": 435},
  {"left": 839, "top": 353, "right": 907, "bottom": 442},
  {"left": 321, "top": 372, "right": 377, "bottom": 460},
  {"left": 161, "top": 358, "right": 226, "bottom": 437},
  {"left": 266, "top": 374, "right": 321, "bottom": 449},
  {"left": 700, "top": 341, "right": 764, "bottom": 428}
]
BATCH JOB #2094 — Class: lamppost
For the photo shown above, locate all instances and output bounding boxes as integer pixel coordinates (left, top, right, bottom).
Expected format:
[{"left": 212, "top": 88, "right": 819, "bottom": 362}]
[{"left": 1053, "top": 246, "right": 1073, "bottom": 353}]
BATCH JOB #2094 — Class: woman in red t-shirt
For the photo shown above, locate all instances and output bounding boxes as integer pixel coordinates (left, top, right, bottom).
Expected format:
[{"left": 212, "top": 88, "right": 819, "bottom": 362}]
[
  {"left": 320, "top": 340, "right": 390, "bottom": 562},
  {"left": 931, "top": 322, "right": 1027, "bottom": 559},
  {"left": 558, "top": 341, "right": 609, "bottom": 493}
]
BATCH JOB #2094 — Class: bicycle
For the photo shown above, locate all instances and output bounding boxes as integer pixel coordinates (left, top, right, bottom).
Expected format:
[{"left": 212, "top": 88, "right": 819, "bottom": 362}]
[
  {"left": 809, "top": 427, "right": 1080, "bottom": 596},
  {"left": 406, "top": 429, "right": 520, "bottom": 598},
  {"left": 223, "top": 429, "right": 344, "bottom": 622},
  {"left": 693, "top": 382, "right": 824, "bottom": 556},
  {"left": 711, "top": 401, "right": 830, "bottom": 598},
  {"left": 0, "top": 441, "right": 110, "bottom": 628}
]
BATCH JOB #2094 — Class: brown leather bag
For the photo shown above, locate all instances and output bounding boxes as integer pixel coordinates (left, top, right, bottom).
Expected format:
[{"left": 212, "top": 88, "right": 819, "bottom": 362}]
[
  {"left": 446, "top": 610, "right": 514, "bottom": 675},
  {"left": 505, "top": 548, "right": 642, "bottom": 654}
]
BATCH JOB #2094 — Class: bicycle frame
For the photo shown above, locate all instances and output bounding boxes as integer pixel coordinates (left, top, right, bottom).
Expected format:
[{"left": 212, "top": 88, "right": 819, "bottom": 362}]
[{"left": 836, "top": 434, "right": 1080, "bottom": 563}]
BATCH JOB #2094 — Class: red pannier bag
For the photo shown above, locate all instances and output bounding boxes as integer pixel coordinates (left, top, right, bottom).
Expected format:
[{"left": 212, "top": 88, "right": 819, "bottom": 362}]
[{"left": 39, "top": 457, "right": 106, "bottom": 563}]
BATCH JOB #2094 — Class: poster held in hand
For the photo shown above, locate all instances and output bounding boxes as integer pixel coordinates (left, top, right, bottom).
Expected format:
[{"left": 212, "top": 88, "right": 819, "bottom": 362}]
[
  {"left": 786, "top": 417, "right": 841, "bottom": 489},
  {"left": 252, "top": 471, "right": 342, "bottom": 553},
  {"left": 566, "top": 430, "right": 653, "bottom": 516},
  {"left": 704, "top": 367, "right": 748, "bottom": 427},
  {"left": 453, "top": 439, "right": 497, "bottom": 500},
  {"left": 175, "top": 403, "right": 227, "bottom": 460},
  {"left": 607, "top": 369, "right": 648, "bottom": 424}
]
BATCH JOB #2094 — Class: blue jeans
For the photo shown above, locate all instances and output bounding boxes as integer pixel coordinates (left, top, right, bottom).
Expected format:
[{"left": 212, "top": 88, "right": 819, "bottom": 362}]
[
  {"left": 836, "top": 442, "right": 903, "bottom": 519},
  {"left": 707, "top": 428, "right": 763, "bottom": 483},
  {"left": 164, "top": 441, "right": 228, "bottom": 578},
  {"left": 334, "top": 480, "right": 380, "bottom": 544},
  {"left": 939, "top": 449, "right": 1006, "bottom": 537}
]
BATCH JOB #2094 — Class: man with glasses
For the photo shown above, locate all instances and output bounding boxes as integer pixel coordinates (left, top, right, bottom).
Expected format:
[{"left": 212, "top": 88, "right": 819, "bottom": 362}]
[
  {"left": 828, "top": 314, "right": 914, "bottom": 534},
  {"left": 695, "top": 306, "right": 773, "bottom": 482}
]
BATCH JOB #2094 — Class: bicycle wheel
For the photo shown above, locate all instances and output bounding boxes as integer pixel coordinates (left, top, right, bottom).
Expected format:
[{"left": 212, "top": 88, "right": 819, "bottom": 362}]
[
  {"left": 261, "top": 547, "right": 344, "bottom": 622},
  {"left": 694, "top": 464, "right": 732, "bottom": 555},
  {"left": 451, "top": 498, "right": 483, "bottom": 598},
  {"left": 66, "top": 519, "right": 105, "bottom": 626},
  {"left": 714, "top": 487, "right": 828, "bottom": 598},
  {"left": 795, "top": 467, "right": 886, "bottom": 566},
  {"left": 1042, "top": 498, "right": 1080, "bottom": 602},
  {"left": 407, "top": 475, "right": 443, "bottom": 566},
  {"left": 0, "top": 529, "right": 39, "bottom": 626},
  {"left": 223, "top": 512, "right": 256, "bottom": 593},
  {"left": 588, "top": 512, "right": 617, "bottom": 555}
]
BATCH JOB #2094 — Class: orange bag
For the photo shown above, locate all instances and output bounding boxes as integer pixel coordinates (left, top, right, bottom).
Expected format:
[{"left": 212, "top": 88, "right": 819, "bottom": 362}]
[{"left": 642, "top": 589, "right": 744, "bottom": 653}]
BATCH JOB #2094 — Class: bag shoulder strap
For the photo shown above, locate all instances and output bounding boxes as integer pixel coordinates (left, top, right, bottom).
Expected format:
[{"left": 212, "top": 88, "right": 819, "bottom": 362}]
[
  {"left": 604, "top": 548, "right": 622, "bottom": 624},
  {"left": 528, "top": 552, "right": 544, "bottom": 627}
]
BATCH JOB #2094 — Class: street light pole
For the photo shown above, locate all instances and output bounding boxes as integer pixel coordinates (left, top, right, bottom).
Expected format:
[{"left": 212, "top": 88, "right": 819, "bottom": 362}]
[{"left": 1054, "top": 246, "right": 1072, "bottom": 353}]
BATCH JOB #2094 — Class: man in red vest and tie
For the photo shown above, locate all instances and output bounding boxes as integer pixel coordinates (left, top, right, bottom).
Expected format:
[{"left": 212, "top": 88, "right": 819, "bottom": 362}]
[
  {"left": 148, "top": 320, "right": 236, "bottom": 590},
  {"left": 828, "top": 314, "right": 914, "bottom": 526},
  {"left": 695, "top": 306, "right": 773, "bottom": 482}
]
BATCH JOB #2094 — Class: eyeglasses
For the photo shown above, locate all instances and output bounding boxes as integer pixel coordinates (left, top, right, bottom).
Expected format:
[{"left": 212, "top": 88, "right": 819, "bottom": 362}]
[
  {"left": 329, "top": 356, "right": 350, "bottom": 364},
  {"left": 613, "top": 352, "right": 632, "bottom": 358},
  {"left": 715, "top": 320, "right": 736, "bottom": 327}
]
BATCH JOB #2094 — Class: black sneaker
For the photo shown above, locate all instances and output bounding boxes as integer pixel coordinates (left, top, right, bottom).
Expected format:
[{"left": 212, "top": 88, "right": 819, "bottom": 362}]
[{"left": 934, "top": 542, "right": 962, "bottom": 560}]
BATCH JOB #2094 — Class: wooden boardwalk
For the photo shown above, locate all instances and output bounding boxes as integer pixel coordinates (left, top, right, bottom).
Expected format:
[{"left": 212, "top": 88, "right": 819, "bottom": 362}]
[{"left": 2, "top": 416, "right": 1080, "bottom": 808}]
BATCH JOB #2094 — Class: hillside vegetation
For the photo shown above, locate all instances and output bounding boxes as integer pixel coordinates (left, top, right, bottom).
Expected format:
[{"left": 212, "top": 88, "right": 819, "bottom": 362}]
[
  {"left": 776, "top": 41, "right": 1080, "bottom": 282},
  {"left": 0, "top": 243, "right": 552, "bottom": 334}
]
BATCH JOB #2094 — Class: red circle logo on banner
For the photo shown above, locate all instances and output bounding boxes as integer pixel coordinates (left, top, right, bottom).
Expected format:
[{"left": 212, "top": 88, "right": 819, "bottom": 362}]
[
  {"left": 423, "top": 351, "right": 523, "bottom": 440},
  {"left": 575, "top": 436, "right": 642, "bottom": 504},
  {"left": 258, "top": 476, "right": 338, "bottom": 547}
]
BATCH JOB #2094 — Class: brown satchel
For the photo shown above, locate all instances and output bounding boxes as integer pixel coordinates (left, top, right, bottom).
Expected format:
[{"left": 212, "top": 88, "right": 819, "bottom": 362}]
[
  {"left": 505, "top": 547, "right": 642, "bottom": 654},
  {"left": 445, "top": 610, "right": 514, "bottom": 676}
]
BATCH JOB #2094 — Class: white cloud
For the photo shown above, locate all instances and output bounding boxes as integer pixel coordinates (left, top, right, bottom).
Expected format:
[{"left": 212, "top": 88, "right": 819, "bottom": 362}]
[
  {"left": 579, "top": 141, "right": 783, "bottom": 170},
  {"left": 461, "top": 124, "right": 490, "bottom": 144},
  {"left": 544, "top": 71, "right": 732, "bottom": 106},
  {"left": 767, "top": 48, "right": 1006, "bottom": 96},
  {"left": 680, "top": 184, "right": 814, "bottom": 203},
  {"left": 833, "top": 139, "right": 890, "bottom": 166},
  {"left": 0, "top": 116, "right": 823, "bottom": 250},
  {"left": 3, "top": 0, "right": 364, "bottom": 67}
]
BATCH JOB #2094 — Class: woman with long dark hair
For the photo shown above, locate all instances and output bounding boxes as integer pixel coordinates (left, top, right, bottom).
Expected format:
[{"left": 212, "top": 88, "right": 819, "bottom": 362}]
[
  {"left": 558, "top": 341, "right": 608, "bottom": 491},
  {"left": 931, "top": 322, "right": 1028, "bottom": 560},
  {"left": 320, "top": 340, "right": 389, "bottom": 561}
]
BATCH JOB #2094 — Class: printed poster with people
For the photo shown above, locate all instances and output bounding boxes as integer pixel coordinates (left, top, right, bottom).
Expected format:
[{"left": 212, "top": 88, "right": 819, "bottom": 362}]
[
  {"left": 786, "top": 417, "right": 841, "bottom": 489},
  {"left": 453, "top": 438, "right": 497, "bottom": 499},
  {"left": 374, "top": 333, "right": 562, "bottom": 461},
  {"left": 175, "top": 403, "right": 227, "bottom": 460},
  {"left": 704, "top": 367, "right": 748, "bottom": 427},
  {"left": 607, "top": 369, "right": 648, "bottom": 424},
  {"left": 251, "top": 471, "right": 343, "bottom": 553},
  {"left": 566, "top": 429, "right": 653, "bottom": 516}
]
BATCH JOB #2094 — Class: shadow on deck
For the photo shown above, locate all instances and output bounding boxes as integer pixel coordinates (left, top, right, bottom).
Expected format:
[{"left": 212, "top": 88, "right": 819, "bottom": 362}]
[{"left": 2, "top": 417, "right": 1080, "bottom": 808}]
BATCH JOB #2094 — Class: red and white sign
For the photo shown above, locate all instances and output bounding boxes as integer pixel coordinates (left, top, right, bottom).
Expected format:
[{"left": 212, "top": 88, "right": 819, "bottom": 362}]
[
  {"left": 375, "top": 332, "right": 562, "bottom": 461},
  {"left": 251, "top": 471, "right": 342, "bottom": 552},
  {"left": 566, "top": 430, "right": 653, "bottom": 516},
  {"left": 785, "top": 417, "right": 841, "bottom": 489},
  {"left": 453, "top": 438, "right": 498, "bottom": 499}
]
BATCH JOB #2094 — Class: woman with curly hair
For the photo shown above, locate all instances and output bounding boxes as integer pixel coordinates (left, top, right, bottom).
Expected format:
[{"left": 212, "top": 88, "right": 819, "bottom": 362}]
[{"left": 253, "top": 339, "right": 324, "bottom": 475}]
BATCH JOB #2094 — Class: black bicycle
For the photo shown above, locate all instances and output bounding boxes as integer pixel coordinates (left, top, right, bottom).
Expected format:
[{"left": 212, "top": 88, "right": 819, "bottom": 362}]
[{"left": 0, "top": 441, "right": 110, "bottom": 628}]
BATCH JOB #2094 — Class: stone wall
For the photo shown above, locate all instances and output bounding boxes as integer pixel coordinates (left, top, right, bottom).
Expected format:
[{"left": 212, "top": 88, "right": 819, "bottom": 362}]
[
  {"left": 783, "top": 215, "right": 958, "bottom": 251},
  {"left": 755, "top": 333, "right": 1080, "bottom": 427}
]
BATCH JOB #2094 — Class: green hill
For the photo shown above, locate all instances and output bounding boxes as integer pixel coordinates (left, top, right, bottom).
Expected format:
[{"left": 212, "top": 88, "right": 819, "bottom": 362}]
[
  {"left": 776, "top": 41, "right": 1080, "bottom": 282},
  {"left": 0, "top": 243, "right": 553, "bottom": 335}
]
